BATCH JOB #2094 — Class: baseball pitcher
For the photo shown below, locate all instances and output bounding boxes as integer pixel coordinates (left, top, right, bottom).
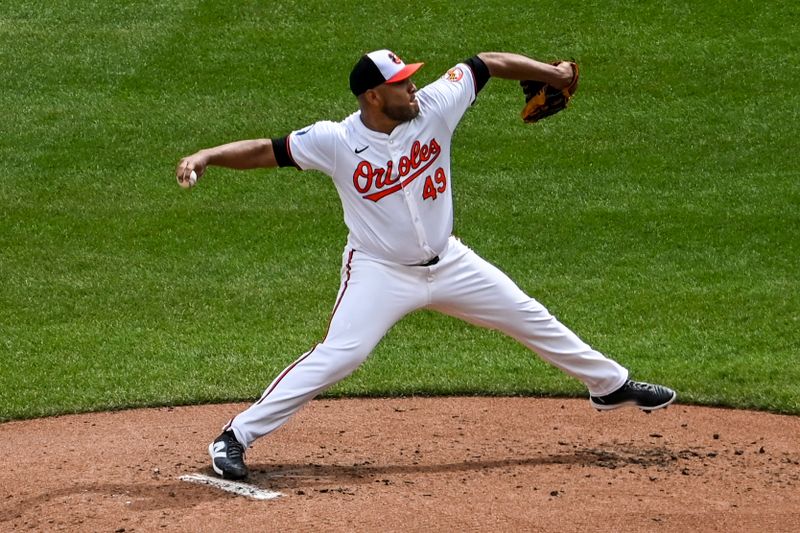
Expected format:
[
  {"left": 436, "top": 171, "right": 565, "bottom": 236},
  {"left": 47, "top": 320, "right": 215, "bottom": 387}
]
[{"left": 176, "top": 50, "right": 676, "bottom": 480}]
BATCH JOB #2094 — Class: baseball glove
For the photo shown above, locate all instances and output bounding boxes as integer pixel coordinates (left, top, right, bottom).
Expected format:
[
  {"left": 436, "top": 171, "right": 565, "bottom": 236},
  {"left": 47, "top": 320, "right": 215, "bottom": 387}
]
[{"left": 520, "top": 62, "right": 579, "bottom": 123}]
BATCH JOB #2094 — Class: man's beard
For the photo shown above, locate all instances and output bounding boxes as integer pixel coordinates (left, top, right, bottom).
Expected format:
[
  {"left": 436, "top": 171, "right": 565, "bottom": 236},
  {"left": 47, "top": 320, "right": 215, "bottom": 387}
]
[{"left": 383, "top": 102, "right": 419, "bottom": 122}]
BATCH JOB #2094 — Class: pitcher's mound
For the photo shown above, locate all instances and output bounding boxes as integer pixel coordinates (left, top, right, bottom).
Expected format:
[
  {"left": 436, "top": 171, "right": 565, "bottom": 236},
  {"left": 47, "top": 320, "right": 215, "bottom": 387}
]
[{"left": 2, "top": 397, "right": 799, "bottom": 532}]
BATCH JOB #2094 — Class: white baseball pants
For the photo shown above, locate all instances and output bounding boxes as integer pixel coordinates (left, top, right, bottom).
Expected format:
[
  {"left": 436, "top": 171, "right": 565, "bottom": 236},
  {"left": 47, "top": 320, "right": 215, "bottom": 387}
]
[{"left": 227, "top": 236, "right": 628, "bottom": 447}]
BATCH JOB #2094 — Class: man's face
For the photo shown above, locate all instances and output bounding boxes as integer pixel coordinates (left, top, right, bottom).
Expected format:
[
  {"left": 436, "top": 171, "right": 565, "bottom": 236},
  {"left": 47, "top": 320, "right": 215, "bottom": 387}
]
[{"left": 377, "top": 78, "right": 419, "bottom": 122}]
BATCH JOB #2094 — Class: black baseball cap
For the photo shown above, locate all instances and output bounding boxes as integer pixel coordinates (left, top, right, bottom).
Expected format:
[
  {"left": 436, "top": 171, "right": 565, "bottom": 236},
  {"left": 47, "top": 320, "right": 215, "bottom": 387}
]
[{"left": 349, "top": 49, "right": 424, "bottom": 96}]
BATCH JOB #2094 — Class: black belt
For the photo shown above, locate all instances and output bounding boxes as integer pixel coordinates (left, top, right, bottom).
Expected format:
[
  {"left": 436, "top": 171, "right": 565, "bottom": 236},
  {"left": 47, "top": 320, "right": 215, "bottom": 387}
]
[{"left": 415, "top": 256, "right": 440, "bottom": 267}]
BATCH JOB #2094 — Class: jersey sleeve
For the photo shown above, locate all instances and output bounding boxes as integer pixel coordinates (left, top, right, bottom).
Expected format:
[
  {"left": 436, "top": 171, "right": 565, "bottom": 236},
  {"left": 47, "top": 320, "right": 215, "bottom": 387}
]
[
  {"left": 417, "top": 60, "right": 483, "bottom": 132},
  {"left": 284, "top": 121, "right": 340, "bottom": 175}
]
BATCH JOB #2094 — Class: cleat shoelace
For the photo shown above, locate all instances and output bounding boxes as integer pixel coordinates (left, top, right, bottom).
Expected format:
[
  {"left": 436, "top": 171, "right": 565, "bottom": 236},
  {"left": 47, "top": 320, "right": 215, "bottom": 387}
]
[
  {"left": 221, "top": 433, "right": 245, "bottom": 462},
  {"left": 629, "top": 381, "right": 656, "bottom": 393},
  {"left": 226, "top": 441, "right": 244, "bottom": 460}
]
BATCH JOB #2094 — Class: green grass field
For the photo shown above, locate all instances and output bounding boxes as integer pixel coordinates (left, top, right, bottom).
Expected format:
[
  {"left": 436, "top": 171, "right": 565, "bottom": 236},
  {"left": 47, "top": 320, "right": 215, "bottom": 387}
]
[{"left": 1, "top": 1, "right": 798, "bottom": 421}]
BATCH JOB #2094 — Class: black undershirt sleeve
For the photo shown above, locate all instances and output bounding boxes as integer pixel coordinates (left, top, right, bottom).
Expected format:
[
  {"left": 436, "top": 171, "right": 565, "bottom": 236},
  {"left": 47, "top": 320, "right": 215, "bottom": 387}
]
[
  {"left": 270, "top": 136, "right": 299, "bottom": 169},
  {"left": 464, "top": 55, "right": 491, "bottom": 94}
]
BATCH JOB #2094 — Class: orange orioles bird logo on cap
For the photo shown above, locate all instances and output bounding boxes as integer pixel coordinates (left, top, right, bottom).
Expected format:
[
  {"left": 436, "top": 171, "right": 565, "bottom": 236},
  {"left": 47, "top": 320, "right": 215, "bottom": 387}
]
[{"left": 388, "top": 52, "right": 403, "bottom": 65}]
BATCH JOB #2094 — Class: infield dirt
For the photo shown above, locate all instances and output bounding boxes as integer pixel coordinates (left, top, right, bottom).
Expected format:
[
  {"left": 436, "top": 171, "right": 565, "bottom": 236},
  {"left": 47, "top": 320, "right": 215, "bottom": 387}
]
[{"left": 2, "top": 397, "right": 799, "bottom": 532}]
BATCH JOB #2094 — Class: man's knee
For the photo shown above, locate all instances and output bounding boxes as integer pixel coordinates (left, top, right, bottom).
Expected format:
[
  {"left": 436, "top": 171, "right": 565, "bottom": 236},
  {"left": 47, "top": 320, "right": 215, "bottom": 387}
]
[{"left": 313, "top": 339, "right": 373, "bottom": 376}]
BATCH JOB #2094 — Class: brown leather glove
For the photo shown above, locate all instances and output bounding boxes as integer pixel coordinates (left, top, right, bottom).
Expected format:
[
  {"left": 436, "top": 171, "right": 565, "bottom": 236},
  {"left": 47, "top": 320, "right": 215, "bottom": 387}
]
[{"left": 520, "top": 62, "right": 579, "bottom": 123}]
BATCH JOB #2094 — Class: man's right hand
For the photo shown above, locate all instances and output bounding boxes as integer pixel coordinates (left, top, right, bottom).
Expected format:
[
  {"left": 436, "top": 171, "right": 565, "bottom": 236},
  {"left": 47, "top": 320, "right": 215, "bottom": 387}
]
[{"left": 175, "top": 153, "right": 208, "bottom": 187}]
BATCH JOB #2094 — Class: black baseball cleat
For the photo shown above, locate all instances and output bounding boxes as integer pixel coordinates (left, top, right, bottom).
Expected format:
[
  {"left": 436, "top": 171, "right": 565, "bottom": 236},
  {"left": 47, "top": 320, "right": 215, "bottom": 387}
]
[
  {"left": 209, "top": 430, "right": 248, "bottom": 480},
  {"left": 590, "top": 380, "right": 676, "bottom": 412}
]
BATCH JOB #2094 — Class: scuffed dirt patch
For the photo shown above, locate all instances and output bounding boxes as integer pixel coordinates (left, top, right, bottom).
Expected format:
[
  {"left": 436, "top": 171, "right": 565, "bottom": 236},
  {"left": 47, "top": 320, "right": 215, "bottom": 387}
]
[{"left": 1, "top": 398, "right": 799, "bottom": 532}]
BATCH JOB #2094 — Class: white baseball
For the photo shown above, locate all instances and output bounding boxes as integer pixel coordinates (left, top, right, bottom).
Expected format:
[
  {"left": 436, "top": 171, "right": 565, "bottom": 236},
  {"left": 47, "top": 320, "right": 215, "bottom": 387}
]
[{"left": 178, "top": 170, "right": 198, "bottom": 189}]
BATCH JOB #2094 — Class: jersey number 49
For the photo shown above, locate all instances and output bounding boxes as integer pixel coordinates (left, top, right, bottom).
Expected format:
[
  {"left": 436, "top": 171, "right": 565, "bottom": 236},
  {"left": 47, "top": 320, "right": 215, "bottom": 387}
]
[{"left": 423, "top": 168, "right": 448, "bottom": 201}]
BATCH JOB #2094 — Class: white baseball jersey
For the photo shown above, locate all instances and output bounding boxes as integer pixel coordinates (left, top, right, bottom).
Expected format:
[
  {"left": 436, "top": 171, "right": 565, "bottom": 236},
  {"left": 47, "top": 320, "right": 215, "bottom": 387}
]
[{"left": 284, "top": 63, "right": 477, "bottom": 265}]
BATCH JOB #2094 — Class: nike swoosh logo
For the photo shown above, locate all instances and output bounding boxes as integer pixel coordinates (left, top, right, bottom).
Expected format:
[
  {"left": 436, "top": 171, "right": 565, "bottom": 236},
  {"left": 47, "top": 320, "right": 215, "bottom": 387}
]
[{"left": 355, "top": 145, "right": 369, "bottom": 154}]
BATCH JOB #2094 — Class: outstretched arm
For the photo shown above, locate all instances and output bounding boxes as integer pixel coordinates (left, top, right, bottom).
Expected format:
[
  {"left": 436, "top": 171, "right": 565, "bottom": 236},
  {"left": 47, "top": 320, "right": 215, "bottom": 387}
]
[
  {"left": 175, "top": 138, "right": 278, "bottom": 184},
  {"left": 477, "top": 52, "right": 574, "bottom": 89}
]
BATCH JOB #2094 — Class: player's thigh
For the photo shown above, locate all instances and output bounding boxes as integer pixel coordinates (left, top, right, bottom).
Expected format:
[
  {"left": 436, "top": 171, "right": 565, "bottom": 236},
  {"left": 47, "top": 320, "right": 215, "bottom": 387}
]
[
  {"left": 429, "top": 248, "right": 550, "bottom": 334},
  {"left": 323, "top": 252, "right": 426, "bottom": 354}
]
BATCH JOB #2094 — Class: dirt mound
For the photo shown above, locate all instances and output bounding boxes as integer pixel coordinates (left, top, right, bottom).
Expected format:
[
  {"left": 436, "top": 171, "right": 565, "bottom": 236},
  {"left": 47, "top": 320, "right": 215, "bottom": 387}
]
[{"left": 2, "top": 398, "right": 799, "bottom": 532}]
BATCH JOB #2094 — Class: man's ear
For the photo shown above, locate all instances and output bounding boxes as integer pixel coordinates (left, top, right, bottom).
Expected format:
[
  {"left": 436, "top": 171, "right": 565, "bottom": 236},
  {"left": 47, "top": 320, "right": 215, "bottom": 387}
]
[{"left": 363, "top": 88, "right": 383, "bottom": 107}]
